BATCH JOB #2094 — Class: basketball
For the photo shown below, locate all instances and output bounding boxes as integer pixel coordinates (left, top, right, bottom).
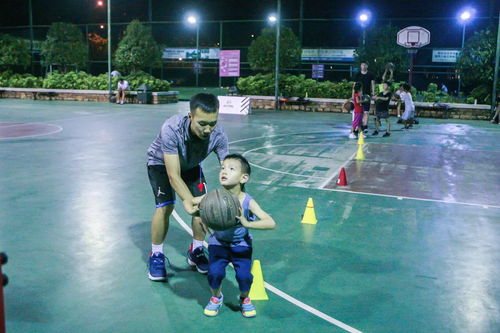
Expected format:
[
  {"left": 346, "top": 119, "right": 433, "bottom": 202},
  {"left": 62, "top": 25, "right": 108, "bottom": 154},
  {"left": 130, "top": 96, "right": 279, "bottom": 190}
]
[{"left": 199, "top": 188, "right": 241, "bottom": 231}]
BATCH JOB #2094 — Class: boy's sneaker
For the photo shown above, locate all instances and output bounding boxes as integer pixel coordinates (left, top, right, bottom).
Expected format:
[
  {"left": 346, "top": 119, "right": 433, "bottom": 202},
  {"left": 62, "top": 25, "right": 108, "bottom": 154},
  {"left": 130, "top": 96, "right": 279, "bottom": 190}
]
[
  {"left": 372, "top": 130, "right": 379, "bottom": 136},
  {"left": 204, "top": 294, "right": 223, "bottom": 317},
  {"left": 240, "top": 298, "right": 256, "bottom": 318},
  {"left": 187, "top": 245, "right": 209, "bottom": 274},
  {"left": 382, "top": 132, "right": 391, "bottom": 137},
  {"left": 148, "top": 252, "right": 167, "bottom": 281},
  {"left": 348, "top": 133, "right": 357, "bottom": 139}
]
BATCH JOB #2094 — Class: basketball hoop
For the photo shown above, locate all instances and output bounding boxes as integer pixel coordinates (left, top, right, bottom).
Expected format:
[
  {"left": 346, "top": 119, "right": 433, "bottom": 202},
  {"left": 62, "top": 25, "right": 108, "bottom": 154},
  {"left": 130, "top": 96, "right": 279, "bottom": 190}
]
[{"left": 397, "top": 26, "right": 431, "bottom": 87}]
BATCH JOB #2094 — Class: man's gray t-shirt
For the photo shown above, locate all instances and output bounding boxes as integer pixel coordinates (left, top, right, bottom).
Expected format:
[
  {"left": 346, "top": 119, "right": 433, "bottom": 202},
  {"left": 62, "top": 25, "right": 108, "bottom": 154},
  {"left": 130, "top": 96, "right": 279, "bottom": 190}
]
[{"left": 147, "top": 114, "right": 228, "bottom": 170}]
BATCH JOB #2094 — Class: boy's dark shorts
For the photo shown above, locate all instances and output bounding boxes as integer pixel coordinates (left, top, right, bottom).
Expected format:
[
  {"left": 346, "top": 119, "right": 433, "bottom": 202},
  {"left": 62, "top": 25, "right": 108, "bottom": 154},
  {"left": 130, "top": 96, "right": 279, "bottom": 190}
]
[
  {"left": 376, "top": 110, "right": 390, "bottom": 119},
  {"left": 147, "top": 164, "right": 207, "bottom": 207}
]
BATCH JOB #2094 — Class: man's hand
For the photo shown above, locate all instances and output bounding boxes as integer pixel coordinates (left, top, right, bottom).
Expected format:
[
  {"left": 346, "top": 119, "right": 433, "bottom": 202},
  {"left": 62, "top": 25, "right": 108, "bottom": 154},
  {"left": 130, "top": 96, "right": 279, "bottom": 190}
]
[{"left": 183, "top": 195, "right": 205, "bottom": 216}]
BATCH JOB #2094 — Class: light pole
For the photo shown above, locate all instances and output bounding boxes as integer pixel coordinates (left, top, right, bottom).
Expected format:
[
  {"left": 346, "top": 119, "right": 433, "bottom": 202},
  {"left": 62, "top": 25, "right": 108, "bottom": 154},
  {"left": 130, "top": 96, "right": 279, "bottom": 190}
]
[
  {"left": 492, "top": 10, "right": 500, "bottom": 116},
  {"left": 187, "top": 15, "right": 200, "bottom": 87},
  {"left": 268, "top": 1, "right": 281, "bottom": 110},
  {"left": 357, "top": 10, "right": 371, "bottom": 47},
  {"left": 107, "top": 0, "right": 111, "bottom": 100},
  {"left": 458, "top": 9, "right": 473, "bottom": 97},
  {"left": 98, "top": 1, "right": 112, "bottom": 101}
]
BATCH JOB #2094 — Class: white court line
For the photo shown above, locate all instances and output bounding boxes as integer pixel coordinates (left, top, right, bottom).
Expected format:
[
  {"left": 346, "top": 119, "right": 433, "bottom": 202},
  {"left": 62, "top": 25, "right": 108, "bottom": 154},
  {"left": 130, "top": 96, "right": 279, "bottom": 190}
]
[
  {"left": 319, "top": 147, "right": 359, "bottom": 189},
  {"left": 0, "top": 124, "right": 63, "bottom": 140},
  {"left": 242, "top": 143, "right": 340, "bottom": 179},
  {"left": 232, "top": 132, "right": 499, "bottom": 209},
  {"left": 312, "top": 185, "right": 499, "bottom": 209},
  {"left": 172, "top": 210, "right": 362, "bottom": 333}
]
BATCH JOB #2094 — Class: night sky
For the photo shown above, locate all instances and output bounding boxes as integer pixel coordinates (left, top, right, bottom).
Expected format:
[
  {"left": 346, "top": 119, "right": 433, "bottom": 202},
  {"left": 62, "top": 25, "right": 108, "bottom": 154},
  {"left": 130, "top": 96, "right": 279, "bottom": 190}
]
[{"left": 0, "top": 0, "right": 498, "bottom": 26}]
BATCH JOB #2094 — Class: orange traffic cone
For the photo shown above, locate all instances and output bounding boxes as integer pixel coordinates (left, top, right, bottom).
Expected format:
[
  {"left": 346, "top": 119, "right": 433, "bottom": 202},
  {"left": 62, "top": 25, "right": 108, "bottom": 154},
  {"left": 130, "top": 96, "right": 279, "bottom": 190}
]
[{"left": 336, "top": 167, "right": 348, "bottom": 186}]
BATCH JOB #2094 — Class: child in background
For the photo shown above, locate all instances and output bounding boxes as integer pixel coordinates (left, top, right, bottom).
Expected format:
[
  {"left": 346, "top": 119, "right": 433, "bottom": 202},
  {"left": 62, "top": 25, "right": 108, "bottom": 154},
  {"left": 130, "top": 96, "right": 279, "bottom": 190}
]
[
  {"left": 373, "top": 81, "right": 392, "bottom": 137},
  {"left": 349, "top": 82, "right": 365, "bottom": 139},
  {"left": 203, "top": 154, "right": 276, "bottom": 318},
  {"left": 400, "top": 83, "right": 415, "bottom": 129}
]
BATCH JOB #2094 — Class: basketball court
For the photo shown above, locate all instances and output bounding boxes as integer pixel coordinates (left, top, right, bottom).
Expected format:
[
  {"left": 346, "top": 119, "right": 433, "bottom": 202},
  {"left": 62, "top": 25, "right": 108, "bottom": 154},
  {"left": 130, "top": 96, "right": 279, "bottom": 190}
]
[{"left": 1, "top": 99, "right": 499, "bottom": 332}]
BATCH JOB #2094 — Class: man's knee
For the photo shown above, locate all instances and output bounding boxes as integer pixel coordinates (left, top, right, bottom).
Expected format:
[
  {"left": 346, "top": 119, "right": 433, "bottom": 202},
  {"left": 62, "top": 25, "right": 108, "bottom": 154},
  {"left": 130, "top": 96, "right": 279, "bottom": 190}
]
[{"left": 156, "top": 204, "right": 174, "bottom": 216}]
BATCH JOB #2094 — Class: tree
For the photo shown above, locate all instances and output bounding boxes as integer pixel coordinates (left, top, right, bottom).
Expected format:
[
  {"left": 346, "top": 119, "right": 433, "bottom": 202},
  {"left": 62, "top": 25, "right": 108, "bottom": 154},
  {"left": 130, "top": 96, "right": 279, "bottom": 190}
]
[
  {"left": 41, "top": 22, "right": 88, "bottom": 72},
  {"left": 0, "top": 34, "right": 31, "bottom": 71},
  {"left": 247, "top": 26, "right": 301, "bottom": 73},
  {"left": 355, "top": 24, "right": 409, "bottom": 79},
  {"left": 456, "top": 27, "right": 498, "bottom": 103},
  {"left": 114, "top": 20, "right": 162, "bottom": 73}
]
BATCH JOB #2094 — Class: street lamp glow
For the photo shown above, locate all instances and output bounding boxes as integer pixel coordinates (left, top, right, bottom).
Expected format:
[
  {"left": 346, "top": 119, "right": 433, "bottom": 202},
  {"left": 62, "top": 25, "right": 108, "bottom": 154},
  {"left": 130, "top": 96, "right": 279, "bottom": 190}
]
[
  {"left": 268, "top": 15, "right": 277, "bottom": 23},
  {"left": 96, "top": 0, "right": 104, "bottom": 7},
  {"left": 460, "top": 11, "right": 471, "bottom": 21},
  {"left": 357, "top": 10, "right": 371, "bottom": 26},
  {"left": 187, "top": 15, "right": 197, "bottom": 25}
]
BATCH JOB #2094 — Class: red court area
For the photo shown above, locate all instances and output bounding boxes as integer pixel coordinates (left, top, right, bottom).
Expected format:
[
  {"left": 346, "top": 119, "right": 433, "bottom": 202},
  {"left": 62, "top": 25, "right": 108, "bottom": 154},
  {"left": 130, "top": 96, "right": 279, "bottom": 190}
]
[{"left": 0, "top": 122, "right": 62, "bottom": 139}]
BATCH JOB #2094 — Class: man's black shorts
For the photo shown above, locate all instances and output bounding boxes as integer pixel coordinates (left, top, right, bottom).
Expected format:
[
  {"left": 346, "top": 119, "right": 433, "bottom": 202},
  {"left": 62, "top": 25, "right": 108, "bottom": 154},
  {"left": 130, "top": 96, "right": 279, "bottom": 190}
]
[{"left": 147, "top": 164, "right": 207, "bottom": 207}]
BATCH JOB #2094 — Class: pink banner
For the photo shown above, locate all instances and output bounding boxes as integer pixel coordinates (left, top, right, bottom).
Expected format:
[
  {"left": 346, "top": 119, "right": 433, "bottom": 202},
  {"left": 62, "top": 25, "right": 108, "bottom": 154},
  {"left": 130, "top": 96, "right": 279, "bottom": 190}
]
[{"left": 219, "top": 50, "right": 240, "bottom": 77}]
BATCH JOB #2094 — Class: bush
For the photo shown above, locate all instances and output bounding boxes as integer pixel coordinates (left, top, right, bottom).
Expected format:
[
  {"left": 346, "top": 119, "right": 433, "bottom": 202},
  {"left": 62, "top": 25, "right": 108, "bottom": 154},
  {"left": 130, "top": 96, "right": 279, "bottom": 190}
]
[
  {"left": 41, "top": 70, "right": 169, "bottom": 91},
  {"left": 0, "top": 71, "right": 43, "bottom": 88},
  {"left": 237, "top": 74, "right": 353, "bottom": 99},
  {"left": 124, "top": 71, "right": 170, "bottom": 91}
]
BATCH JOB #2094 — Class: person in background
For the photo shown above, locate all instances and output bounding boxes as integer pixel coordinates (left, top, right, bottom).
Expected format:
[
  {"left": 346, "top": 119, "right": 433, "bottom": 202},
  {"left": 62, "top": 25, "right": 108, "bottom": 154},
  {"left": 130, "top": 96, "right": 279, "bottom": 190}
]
[
  {"left": 116, "top": 78, "right": 129, "bottom": 105},
  {"left": 354, "top": 62, "right": 375, "bottom": 133}
]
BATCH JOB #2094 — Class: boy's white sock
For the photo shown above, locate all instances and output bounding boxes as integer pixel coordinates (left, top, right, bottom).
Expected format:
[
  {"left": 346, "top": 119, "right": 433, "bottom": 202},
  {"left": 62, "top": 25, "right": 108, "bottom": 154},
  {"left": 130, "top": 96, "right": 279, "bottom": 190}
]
[
  {"left": 152, "top": 243, "right": 164, "bottom": 254},
  {"left": 192, "top": 239, "right": 204, "bottom": 250}
]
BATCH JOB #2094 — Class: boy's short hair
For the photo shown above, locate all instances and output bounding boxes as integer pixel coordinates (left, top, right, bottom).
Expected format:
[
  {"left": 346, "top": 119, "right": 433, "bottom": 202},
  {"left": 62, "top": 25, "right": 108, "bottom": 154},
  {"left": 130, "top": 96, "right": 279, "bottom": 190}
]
[
  {"left": 354, "top": 82, "right": 363, "bottom": 92},
  {"left": 383, "top": 81, "right": 392, "bottom": 87},
  {"left": 223, "top": 153, "right": 251, "bottom": 176},
  {"left": 402, "top": 83, "right": 411, "bottom": 91},
  {"left": 190, "top": 93, "right": 219, "bottom": 113}
]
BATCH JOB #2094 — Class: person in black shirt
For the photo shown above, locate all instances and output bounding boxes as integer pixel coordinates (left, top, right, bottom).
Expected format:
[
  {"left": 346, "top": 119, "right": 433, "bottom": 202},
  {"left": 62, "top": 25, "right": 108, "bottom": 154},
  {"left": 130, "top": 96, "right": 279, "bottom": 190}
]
[
  {"left": 354, "top": 62, "right": 375, "bottom": 133},
  {"left": 373, "top": 81, "right": 392, "bottom": 137}
]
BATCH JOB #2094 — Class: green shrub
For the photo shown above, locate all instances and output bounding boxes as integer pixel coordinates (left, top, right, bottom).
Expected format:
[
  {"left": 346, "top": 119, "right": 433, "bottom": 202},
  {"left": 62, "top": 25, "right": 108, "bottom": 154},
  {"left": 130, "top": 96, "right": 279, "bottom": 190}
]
[
  {"left": 124, "top": 71, "right": 170, "bottom": 91},
  {"left": 237, "top": 74, "right": 353, "bottom": 99},
  {"left": 41, "top": 70, "right": 169, "bottom": 91},
  {"left": 0, "top": 71, "right": 43, "bottom": 88}
]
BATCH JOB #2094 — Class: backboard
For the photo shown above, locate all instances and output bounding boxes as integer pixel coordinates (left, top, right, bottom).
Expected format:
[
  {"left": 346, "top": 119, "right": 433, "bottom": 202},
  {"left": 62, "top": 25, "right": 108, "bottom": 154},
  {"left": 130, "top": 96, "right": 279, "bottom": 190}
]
[{"left": 397, "top": 26, "right": 431, "bottom": 48}]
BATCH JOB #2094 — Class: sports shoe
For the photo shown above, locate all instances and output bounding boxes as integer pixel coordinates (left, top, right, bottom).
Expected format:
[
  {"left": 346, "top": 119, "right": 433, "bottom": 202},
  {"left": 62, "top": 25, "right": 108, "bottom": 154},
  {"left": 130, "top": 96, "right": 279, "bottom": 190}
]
[
  {"left": 372, "top": 130, "right": 379, "bottom": 136},
  {"left": 240, "top": 298, "right": 256, "bottom": 318},
  {"left": 204, "top": 294, "right": 224, "bottom": 317},
  {"left": 382, "top": 132, "right": 391, "bottom": 137},
  {"left": 348, "top": 133, "right": 357, "bottom": 139},
  {"left": 187, "top": 245, "right": 209, "bottom": 274},
  {"left": 148, "top": 252, "right": 167, "bottom": 281}
]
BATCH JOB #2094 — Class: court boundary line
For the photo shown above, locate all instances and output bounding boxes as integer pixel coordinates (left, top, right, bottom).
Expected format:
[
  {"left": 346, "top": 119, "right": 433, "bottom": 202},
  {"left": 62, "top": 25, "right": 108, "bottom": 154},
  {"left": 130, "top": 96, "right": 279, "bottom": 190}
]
[
  {"left": 233, "top": 133, "right": 499, "bottom": 209},
  {"left": 172, "top": 210, "right": 363, "bottom": 333},
  {"left": 0, "top": 123, "right": 63, "bottom": 140}
]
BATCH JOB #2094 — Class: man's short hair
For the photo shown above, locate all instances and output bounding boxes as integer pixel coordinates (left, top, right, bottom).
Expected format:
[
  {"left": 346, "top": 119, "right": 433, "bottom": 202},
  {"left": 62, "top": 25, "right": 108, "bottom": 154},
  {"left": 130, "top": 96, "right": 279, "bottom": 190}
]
[
  {"left": 190, "top": 93, "right": 219, "bottom": 113},
  {"left": 361, "top": 61, "right": 369, "bottom": 66},
  {"left": 383, "top": 81, "right": 392, "bottom": 86},
  {"left": 118, "top": 78, "right": 124, "bottom": 82}
]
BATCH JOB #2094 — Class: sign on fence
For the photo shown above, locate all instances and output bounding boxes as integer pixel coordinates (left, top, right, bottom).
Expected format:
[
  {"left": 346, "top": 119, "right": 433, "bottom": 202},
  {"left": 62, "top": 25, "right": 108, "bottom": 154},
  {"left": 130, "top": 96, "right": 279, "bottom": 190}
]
[
  {"left": 312, "top": 64, "right": 324, "bottom": 79},
  {"left": 432, "top": 49, "right": 460, "bottom": 63},
  {"left": 217, "top": 96, "right": 250, "bottom": 115},
  {"left": 219, "top": 50, "right": 240, "bottom": 77}
]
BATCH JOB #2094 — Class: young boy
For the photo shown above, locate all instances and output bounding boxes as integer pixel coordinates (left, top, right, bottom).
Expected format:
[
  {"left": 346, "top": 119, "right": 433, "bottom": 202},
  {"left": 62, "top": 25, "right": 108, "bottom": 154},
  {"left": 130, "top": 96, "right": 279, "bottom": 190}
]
[
  {"left": 400, "top": 83, "right": 415, "bottom": 130},
  {"left": 372, "top": 81, "right": 392, "bottom": 137},
  {"left": 203, "top": 154, "right": 276, "bottom": 318},
  {"left": 349, "top": 82, "right": 365, "bottom": 139}
]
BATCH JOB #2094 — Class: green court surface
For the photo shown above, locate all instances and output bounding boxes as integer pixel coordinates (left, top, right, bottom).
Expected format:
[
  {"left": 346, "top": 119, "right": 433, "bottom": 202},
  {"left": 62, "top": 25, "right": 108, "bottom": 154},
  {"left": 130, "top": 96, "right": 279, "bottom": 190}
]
[
  {"left": 0, "top": 99, "right": 499, "bottom": 333},
  {"left": 174, "top": 87, "right": 228, "bottom": 100}
]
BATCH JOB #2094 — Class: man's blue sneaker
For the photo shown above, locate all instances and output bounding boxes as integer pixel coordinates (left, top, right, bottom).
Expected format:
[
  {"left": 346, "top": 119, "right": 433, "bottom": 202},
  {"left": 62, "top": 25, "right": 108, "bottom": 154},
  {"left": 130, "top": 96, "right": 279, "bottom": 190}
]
[
  {"left": 148, "top": 252, "right": 167, "bottom": 281},
  {"left": 187, "top": 245, "right": 208, "bottom": 274},
  {"left": 204, "top": 294, "right": 223, "bottom": 317}
]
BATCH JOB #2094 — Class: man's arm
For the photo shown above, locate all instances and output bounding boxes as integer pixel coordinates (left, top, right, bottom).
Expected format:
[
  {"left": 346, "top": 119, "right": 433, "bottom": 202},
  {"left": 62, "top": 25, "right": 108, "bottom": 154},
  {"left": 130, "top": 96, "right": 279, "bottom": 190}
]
[{"left": 163, "top": 153, "right": 201, "bottom": 215}]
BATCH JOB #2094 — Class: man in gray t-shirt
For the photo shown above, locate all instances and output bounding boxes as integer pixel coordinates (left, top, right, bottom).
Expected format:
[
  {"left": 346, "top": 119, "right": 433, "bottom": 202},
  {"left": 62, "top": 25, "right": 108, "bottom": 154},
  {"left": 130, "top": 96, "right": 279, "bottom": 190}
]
[{"left": 146, "top": 93, "right": 229, "bottom": 281}]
